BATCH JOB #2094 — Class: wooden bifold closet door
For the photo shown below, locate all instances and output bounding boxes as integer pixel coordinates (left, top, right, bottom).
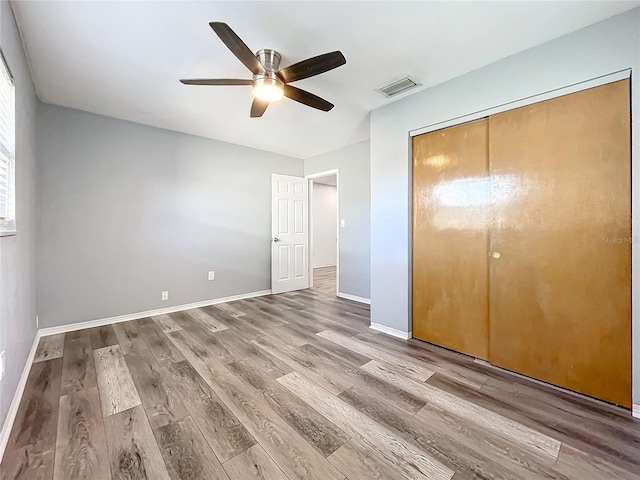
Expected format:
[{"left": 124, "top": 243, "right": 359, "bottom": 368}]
[
  {"left": 412, "top": 118, "right": 490, "bottom": 360},
  {"left": 412, "top": 79, "right": 631, "bottom": 408}
]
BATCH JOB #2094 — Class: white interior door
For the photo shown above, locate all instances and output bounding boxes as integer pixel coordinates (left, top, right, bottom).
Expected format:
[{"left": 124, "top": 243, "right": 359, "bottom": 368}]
[{"left": 271, "top": 174, "right": 309, "bottom": 294}]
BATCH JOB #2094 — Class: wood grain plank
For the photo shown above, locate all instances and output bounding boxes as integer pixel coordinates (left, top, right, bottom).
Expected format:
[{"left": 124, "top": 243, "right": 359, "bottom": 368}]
[
  {"left": 34, "top": 334, "right": 65, "bottom": 363},
  {"left": 327, "top": 438, "right": 406, "bottom": 480},
  {"left": 209, "top": 373, "right": 346, "bottom": 480},
  {"left": 215, "top": 330, "right": 293, "bottom": 378},
  {"left": 317, "top": 330, "right": 435, "bottom": 383},
  {"left": 258, "top": 324, "right": 311, "bottom": 348},
  {"left": 222, "top": 444, "right": 287, "bottom": 480},
  {"left": 473, "top": 372, "right": 640, "bottom": 471},
  {"left": 232, "top": 301, "right": 288, "bottom": 329},
  {"left": 310, "top": 336, "right": 372, "bottom": 368},
  {"left": 340, "top": 383, "right": 547, "bottom": 479},
  {"left": 253, "top": 336, "right": 353, "bottom": 395},
  {"left": 416, "top": 403, "right": 571, "bottom": 479},
  {"left": 166, "top": 330, "right": 229, "bottom": 383},
  {"left": 154, "top": 416, "right": 230, "bottom": 480},
  {"left": 112, "top": 321, "right": 149, "bottom": 355},
  {"left": 350, "top": 370, "right": 427, "bottom": 416},
  {"left": 137, "top": 321, "right": 185, "bottom": 367},
  {"left": 7, "top": 358, "right": 62, "bottom": 451},
  {"left": 0, "top": 443, "right": 54, "bottom": 480},
  {"left": 124, "top": 351, "right": 188, "bottom": 429},
  {"left": 227, "top": 359, "right": 350, "bottom": 457},
  {"left": 93, "top": 345, "right": 141, "bottom": 417},
  {"left": 296, "top": 308, "right": 364, "bottom": 337},
  {"left": 357, "top": 332, "right": 490, "bottom": 389},
  {"left": 244, "top": 297, "right": 293, "bottom": 316},
  {"left": 167, "top": 312, "right": 235, "bottom": 364},
  {"left": 554, "top": 443, "right": 638, "bottom": 480},
  {"left": 215, "top": 302, "right": 247, "bottom": 318},
  {"left": 87, "top": 326, "right": 118, "bottom": 350},
  {"left": 164, "top": 361, "right": 255, "bottom": 463},
  {"left": 151, "top": 314, "right": 182, "bottom": 333},
  {"left": 53, "top": 388, "right": 110, "bottom": 480},
  {"left": 360, "top": 360, "right": 561, "bottom": 461},
  {"left": 202, "top": 306, "right": 264, "bottom": 340},
  {"left": 278, "top": 371, "right": 454, "bottom": 480},
  {"left": 182, "top": 309, "right": 229, "bottom": 333},
  {"left": 60, "top": 332, "right": 96, "bottom": 395},
  {"left": 103, "top": 406, "right": 171, "bottom": 480}
]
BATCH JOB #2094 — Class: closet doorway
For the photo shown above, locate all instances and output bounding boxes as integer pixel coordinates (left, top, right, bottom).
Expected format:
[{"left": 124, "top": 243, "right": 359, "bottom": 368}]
[{"left": 412, "top": 79, "right": 631, "bottom": 407}]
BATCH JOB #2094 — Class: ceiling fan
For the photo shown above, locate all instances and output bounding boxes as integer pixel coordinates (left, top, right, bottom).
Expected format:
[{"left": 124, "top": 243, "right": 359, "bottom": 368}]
[{"left": 180, "top": 22, "right": 346, "bottom": 118}]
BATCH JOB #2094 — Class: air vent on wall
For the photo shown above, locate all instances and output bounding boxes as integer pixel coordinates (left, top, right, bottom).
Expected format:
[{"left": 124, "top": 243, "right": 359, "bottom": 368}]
[{"left": 377, "top": 76, "right": 421, "bottom": 98}]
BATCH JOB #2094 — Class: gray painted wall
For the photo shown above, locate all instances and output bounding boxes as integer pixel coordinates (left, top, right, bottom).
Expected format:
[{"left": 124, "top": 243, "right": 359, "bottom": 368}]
[
  {"left": 305, "top": 141, "right": 370, "bottom": 300},
  {"left": 37, "top": 104, "right": 302, "bottom": 328},
  {"left": 0, "top": 1, "right": 38, "bottom": 428},
  {"left": 370, "top": 9, "right": 640, "bottom": 402},
  {"left": 311, "top": 183, "right": 337, "bottom": 268}
]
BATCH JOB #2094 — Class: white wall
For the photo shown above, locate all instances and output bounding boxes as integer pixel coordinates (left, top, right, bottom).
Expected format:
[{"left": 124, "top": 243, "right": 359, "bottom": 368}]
[
  {"left": 37, "top": 103, "right": 303, "bottom": 328},
  {"left": 305, "top": 141, "right": 370, "bottom": 300},
  {"left": 0, "top": 2, "right": 39, "bottom": 429},
  {"left": 370, "top": 8, "right": 640, "bottom": 404},
  {"left": 312, "top": 183, "right": 337, "bottom": 268}
]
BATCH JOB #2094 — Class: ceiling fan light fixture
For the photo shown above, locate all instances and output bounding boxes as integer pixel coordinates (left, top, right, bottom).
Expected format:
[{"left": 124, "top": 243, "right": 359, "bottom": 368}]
[
  {"left": 253, "top": 77, "right": 284, "bottom": 102},
  {"left": 180, "top": 24, "right": 346, "bottom": 116}
]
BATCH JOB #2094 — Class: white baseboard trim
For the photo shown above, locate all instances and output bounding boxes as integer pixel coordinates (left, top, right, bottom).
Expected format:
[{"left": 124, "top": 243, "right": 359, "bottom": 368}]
[
  {"left": 38, "top": 290, "right": 272, "bottom": 337},
  {"left": 633, "top": 404, "right": 640, "bottom": 419},
  {"left": 369, "top": 322, "right": 411, "bottom": 340},
  {"left": 337, "top": 292, "right": 371, "bottom": 305},
  {"left": 313, "top": 264, "right": 337, "bottom": 269},
  {"left": 0, "top": 330, "right": 41, "bottom": 461}
]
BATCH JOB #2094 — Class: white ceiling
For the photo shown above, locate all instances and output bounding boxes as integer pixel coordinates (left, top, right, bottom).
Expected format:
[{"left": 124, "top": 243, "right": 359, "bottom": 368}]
[{"left": 11, "top": 1, "right": 638, "bottom": 159}]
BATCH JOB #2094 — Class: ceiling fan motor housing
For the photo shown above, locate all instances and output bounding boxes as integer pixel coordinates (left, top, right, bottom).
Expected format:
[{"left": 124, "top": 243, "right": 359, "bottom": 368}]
[
  {"left": 256, "top": 49, "right": 282, "bottom": 72},
  {"left": 254, "top": 49, "right": 283, "bottom": 88}
]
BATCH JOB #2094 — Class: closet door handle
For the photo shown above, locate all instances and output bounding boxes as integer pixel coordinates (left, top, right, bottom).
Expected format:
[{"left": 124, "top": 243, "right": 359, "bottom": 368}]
[{"left": 489, "top": 251, "right": 501, "bottom": 259}]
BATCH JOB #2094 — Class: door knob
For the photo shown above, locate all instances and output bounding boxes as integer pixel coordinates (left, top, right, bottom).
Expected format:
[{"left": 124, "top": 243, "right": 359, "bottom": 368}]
[
  {"left": 273, "top": 237, "right": 281, "bottom": 242},
  {"left": 489, "top": 251, "right": 501, "bottom": 259}
]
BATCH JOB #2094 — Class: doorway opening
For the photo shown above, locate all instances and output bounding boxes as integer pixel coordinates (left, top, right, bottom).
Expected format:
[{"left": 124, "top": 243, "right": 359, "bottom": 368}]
[{"left": 307, "top": 170, "right": 339, "bottom": 296}]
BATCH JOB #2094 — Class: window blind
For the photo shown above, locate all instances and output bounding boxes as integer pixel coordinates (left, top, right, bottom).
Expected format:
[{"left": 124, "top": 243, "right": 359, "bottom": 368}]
[{"left": 0, "top": 53, "right": 15, "bottom": 231}]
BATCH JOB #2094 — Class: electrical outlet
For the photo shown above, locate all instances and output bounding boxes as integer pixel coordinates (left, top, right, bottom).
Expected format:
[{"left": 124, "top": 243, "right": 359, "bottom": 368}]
[
  {"left": 340, "top": 219, "right": 346, "bottom": 227},
  {"left": 0, "top": 351, "right": 5, "bottom": 382},
  {"left": 161, "top": 291, "right": 169, "bottom": 301},
  {"left": 208, "top": 271, "right": 215, "bottom": 281}
]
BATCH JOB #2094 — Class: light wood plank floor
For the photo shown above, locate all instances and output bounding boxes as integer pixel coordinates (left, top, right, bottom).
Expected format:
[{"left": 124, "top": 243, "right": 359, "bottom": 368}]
[
  {"left": 312, "top": 266, "right": 336, "bottom": 296},
  {"left": 2, "top": 288, "right": 639, "bottom": 479}
]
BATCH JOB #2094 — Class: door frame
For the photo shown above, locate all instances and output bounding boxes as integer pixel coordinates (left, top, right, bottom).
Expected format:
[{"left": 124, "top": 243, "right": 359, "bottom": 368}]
[{"left": 306, "top": 169, "right": 340, "bottom": 295}]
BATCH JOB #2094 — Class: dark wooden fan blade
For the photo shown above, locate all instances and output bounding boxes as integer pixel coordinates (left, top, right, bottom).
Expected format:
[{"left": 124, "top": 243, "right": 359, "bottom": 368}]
[
  {"left": 209, "top": 22, "right": 265, "bottom": 75},
  {"left": 250, "top": 98, "right": 269, "bottom": 118},
  {"left": 278, "top": 51, "right": 346, "bottom": 83},
  {"left": 283, "top": 85, "right": 334, "bottom": 112},
  {"left": 180, "top": 79, "right": 253, "bottom": 86}
]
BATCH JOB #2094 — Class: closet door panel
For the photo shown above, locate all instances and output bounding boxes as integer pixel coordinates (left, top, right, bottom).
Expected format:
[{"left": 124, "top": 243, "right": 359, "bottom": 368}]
[
  {"left": 488, "top": 80, "right": 631, "bottom": 407},
  {"left": 412, "top": 119, "right": 490, "bottom": 359}
]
